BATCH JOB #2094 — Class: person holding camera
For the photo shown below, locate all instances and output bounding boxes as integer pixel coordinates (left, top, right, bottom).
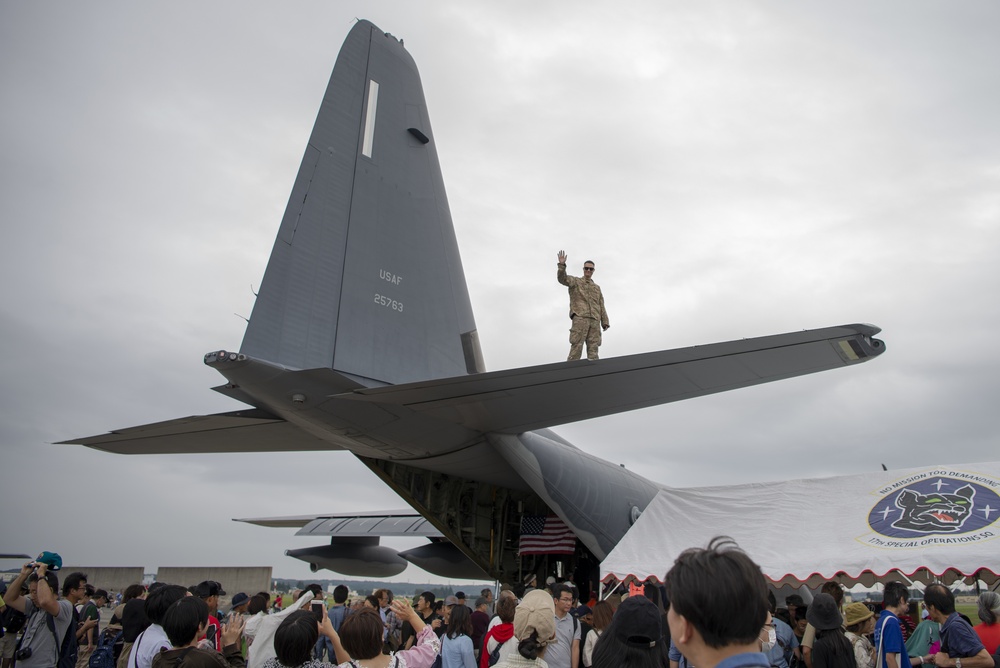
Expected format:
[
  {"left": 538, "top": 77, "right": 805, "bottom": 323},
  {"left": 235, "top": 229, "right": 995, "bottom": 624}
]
[{"left": 2, "top": 559, "right": 95, "bottom": 668}]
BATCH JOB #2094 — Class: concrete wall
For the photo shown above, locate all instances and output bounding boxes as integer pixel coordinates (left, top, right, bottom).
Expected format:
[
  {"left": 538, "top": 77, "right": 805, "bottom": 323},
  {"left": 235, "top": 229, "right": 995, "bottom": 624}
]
[
  {"left": 60, "top": 567, "right": 145, "bottom": 594},
  {"left": 156, "top": 567, "right": 272, "bottom": 605},
  {"left": 9, "top": 566, "right": 272, "bottom": 605}
]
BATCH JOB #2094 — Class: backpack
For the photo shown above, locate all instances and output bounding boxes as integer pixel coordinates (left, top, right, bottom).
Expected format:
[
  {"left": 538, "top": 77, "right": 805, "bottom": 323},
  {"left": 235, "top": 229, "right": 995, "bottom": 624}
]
[
  {"left": 89, "top": 630, "right": 121, "bottom": 668},
  {"left": 487, "top": 641, "right": 502, "bottom": 666},
  {"left": 384, "top": 611, "right": 402, "bottom": 652},
  {"left": 45, "top": 603, "right": 80, "bottom": 668},
  {"left": 483, "top": 626, "right": 511, "bottom": 667},
  {"left": 98, "top": 626, "right": 125, "bottom": 664},
  {"left": 1, "top": 605, "right": 27, "bottom": 634}
]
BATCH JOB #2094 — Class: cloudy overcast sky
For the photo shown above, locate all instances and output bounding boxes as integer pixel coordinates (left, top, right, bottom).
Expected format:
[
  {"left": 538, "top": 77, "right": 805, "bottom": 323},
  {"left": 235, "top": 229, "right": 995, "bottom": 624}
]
[{"left": 2, "top": 1, "right": 998, "bottom": 583}]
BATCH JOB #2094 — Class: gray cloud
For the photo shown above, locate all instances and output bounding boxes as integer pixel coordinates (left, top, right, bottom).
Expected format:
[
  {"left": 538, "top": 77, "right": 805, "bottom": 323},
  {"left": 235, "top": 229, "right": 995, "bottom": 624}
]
[{"left": 2, "top": 0, "right": 998, "bottom": 580}]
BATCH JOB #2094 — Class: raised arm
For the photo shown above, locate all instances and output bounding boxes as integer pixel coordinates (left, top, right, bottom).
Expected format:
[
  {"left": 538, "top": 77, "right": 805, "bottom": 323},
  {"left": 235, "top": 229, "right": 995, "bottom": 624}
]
[
  {"left": 319, "top": 606, "right": 350, "bottom": 665},
  {"left": 557, "top": 250, "right": 572, "bottom": 286},
  {"left": 392, "top": 599, "right": 441, "bottom": 668},
  {"left": 392, "top": 599, "right": 425, "bottom": 635},
  {"left": 34, "top": 563, "right": 61, "bottom": 617},
  {"left": 3, "top": 562, "right": 34, "bottom": 613}
]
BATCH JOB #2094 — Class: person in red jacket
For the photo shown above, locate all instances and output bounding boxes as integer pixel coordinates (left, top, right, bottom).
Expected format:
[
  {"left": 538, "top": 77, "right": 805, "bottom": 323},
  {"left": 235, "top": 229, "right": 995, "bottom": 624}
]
[{"left": 480, "top": 596, "right": 517, "bottom": 668}]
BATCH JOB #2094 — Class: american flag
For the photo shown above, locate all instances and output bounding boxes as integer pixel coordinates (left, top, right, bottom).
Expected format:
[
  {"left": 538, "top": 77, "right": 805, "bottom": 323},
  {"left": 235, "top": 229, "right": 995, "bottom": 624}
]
[{"left": 518, "top": 515, "right": 576, "bottom": 555}]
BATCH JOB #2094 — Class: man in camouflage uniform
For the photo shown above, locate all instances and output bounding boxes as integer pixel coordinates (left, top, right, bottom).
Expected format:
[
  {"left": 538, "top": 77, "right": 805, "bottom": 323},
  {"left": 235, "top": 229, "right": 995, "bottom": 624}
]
[{"left": 557, "top": 251, "right": 610, "bottom": 360}]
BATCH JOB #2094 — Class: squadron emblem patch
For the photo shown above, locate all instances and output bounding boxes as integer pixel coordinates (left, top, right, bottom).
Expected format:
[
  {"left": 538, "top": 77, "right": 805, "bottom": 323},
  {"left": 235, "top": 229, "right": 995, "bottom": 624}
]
[{"left": 860, "top": 468, "right": 1000, "bottom": 548}]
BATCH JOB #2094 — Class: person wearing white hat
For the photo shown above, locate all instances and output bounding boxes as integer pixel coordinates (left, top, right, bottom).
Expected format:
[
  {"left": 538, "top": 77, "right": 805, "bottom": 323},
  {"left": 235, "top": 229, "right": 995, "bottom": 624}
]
[{"left": 495, "top": 590, "right": 556, "bottom": 668}]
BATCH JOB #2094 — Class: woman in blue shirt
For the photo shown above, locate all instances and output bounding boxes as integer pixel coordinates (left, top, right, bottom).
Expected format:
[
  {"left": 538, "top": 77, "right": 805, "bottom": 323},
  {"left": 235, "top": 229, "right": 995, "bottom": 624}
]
[{"left": 441, "top": 605, "right": 477, "bottom": 668}]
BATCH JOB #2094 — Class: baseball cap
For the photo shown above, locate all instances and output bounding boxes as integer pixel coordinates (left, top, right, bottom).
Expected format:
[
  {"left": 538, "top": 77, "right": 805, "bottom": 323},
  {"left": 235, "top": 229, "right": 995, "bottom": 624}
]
[
  {"left": 609, "top": 596, "right": 662, "bottom": 647},
  {"left": 36, "top": 551, "right": 63, "bottom": 571}
]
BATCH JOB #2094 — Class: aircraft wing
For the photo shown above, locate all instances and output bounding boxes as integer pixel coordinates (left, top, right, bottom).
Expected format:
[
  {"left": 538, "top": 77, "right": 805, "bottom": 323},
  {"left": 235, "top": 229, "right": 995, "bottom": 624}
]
[
  {"left": 342, "top": 324, "right": 884, "bottom": 434},
  {"left": 60, "top": 408, "right": 341, "bottom": 454},
  {"left": 235, "top": 509, "right": 443, "bottom": 537}
]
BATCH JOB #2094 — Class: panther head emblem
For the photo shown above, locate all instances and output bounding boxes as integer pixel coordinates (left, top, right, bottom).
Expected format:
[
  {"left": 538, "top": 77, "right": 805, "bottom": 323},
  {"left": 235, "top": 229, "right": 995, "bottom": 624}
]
[{"left": 891, "top": 484, "right": 975, "bottom": 533}]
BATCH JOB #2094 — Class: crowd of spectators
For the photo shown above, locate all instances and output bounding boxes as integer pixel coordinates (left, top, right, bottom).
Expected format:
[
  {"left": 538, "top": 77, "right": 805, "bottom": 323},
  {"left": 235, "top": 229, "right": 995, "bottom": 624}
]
[{"left": 3, "top": 547, "right": 999, "bottom": 668}]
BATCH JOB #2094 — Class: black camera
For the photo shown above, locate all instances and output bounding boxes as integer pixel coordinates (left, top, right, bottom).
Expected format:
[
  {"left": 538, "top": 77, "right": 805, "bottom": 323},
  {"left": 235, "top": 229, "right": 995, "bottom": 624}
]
[{"left": 15, "top": 647, "right": 32, "bottom": 660}]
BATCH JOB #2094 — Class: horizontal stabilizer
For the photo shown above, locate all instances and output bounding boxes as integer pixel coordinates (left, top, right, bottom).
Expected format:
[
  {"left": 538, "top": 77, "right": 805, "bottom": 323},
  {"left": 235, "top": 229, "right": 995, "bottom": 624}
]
[
  {"left": 295, "top": 513, "right": 442, "bottom": 538},
  {"left": 60, "top": 409, "right": 340, "bottom": 455},
  {"left": 234, "top": 508, "right": 423, "bottom": 529},
  {"left": 342, "top": 325, "right": 884, "bottom": 434}
]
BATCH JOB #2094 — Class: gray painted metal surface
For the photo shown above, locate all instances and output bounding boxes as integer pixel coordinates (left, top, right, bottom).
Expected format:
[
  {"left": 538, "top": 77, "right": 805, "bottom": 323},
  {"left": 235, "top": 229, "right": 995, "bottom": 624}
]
[
  {"left": 284, "top": 540, "right": 409, "bottom": 578},
  {"left": 343, "top": 324, "right": 884, "bottom": 434},
  {"left": 295, "top": 514, "right": 442, "bottom": 538},
  {"left": 237, "top": 508, "right": 425, "bottom": 529},
  {"left": 240, "top": 21, "right": 481, "bottom": 385},
  {"left": 64, "top": 20, "right": 886, "bottom": 581}
]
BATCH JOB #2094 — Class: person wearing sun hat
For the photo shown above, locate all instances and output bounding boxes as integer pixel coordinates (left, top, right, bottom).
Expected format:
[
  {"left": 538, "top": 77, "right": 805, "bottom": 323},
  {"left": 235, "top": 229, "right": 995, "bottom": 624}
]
[
  {"left": 806, "top": 593, "right": 854, "bottom": 668},
  {"left": 844, "top": 603, "right": 876, "bottom": 668},
  {"left": 802, "top": 583, "right": 848, "bottom": 668},
  {"left": 495, "top": 590, "right": 556, "bottom": 668},
  {"left": 229, "top": 592, "right": 251, "bottom": 615}
]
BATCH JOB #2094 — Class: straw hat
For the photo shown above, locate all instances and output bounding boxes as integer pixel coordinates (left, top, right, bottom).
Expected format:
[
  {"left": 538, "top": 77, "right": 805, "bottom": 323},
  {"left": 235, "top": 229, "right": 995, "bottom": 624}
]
[{"left": 843, "top": 602, "right": 874, "bottom": 628}]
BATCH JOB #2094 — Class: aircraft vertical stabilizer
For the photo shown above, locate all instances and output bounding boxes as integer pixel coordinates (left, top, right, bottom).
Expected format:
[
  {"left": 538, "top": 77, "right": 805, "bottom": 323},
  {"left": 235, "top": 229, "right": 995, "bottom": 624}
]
[{"left": 241, "top": 20, "right": 484, "bottom": 385}]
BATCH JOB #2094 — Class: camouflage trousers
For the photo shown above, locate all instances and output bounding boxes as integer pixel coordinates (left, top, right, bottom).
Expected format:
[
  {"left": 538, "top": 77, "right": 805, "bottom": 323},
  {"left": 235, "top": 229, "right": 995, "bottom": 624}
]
[{"left": 568, "top": 316, "right": 602, "bottom": 360}]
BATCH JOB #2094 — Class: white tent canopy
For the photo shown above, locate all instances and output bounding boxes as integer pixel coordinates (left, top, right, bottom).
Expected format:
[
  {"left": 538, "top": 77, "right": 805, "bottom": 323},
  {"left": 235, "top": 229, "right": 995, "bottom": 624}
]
[{"left": 601, "top": 463, "right": 1000, "bottom": 588}]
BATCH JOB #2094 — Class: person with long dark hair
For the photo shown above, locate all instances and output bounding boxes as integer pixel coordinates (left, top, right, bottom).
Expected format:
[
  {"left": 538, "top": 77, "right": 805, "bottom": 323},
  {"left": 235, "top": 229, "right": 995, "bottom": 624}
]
[
  {"left": 807, "top": 594, "right": 856, "bottom": 668},
  {"left": 112, "top": 584, "right": 150, "bottom": 668},
  {"left": 582, "top": 601, "right": 613, "bottom": 667},
  {"left": 592, "top": 595, "right": 667, "bottom": 668},
  {"left": 441, "top": 605, "right": 476, "bottom": 668}
]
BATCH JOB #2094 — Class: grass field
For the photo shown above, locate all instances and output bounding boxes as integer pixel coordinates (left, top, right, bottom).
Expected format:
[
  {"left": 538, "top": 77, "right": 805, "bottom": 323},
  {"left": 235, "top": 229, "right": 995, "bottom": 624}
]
[{"left": 956, "top": 603, "right": 980, "bottom": 621}]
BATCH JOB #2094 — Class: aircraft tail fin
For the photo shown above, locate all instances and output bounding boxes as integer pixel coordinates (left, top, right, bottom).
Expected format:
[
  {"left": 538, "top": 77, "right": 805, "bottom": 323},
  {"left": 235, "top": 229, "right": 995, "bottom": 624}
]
[{"left": 241, "top": 20, "right": 483, "bottom": 385}]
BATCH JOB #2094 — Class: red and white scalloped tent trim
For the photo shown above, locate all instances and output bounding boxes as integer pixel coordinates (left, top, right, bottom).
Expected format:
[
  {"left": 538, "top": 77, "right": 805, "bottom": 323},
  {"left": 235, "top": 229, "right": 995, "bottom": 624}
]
[{"left": 600, "top": 463, "right": 1000, "bottom": 588}]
